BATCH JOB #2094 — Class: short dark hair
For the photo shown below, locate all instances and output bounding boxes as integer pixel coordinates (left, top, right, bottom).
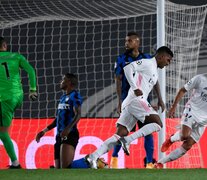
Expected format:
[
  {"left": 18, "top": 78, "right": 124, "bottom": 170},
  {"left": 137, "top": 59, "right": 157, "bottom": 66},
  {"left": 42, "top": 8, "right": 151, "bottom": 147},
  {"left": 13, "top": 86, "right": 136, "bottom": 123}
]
[
  {"left": 127, "top": 32, "right": 139, "bottom": 38},
  {"left": 65, "top": 73, "right": 78, "bottom": 87},
  {"left": 0, "top": 37, "right": 6, "bottom": 47},
  {"left": 156, "top": 46, "right": 173, "bottom": 57}
]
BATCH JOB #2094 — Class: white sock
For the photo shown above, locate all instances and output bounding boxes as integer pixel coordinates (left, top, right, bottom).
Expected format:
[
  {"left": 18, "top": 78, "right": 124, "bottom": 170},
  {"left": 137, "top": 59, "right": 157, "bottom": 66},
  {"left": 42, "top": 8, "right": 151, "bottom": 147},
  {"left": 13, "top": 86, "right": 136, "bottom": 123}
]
[
  {"left": 90, "top": 134, "right": 120, "bottom": 160},
  {"left": 158, "top": 146, "right": 187, "bottom": 164},
  {"left": 125, "top": 123, "right": 161, "bottom": 144},
  {"left": 170, "top": 131, "right": 181, "bottom": 142},
  {"left": 12, "top": 160, "right": 19, "bottom": 166}
]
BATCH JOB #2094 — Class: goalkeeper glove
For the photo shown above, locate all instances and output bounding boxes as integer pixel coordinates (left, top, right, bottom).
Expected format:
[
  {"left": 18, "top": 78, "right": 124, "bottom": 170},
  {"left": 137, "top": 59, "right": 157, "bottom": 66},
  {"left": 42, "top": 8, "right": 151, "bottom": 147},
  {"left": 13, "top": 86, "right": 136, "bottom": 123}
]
[{"left": 29, "top": 91, "right": 38, "bottom": 101}]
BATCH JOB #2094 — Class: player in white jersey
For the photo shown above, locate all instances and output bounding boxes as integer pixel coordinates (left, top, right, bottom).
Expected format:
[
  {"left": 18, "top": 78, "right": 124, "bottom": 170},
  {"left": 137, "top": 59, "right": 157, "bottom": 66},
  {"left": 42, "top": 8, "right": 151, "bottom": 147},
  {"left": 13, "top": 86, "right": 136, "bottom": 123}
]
[
  {"left": 155, "top": 74, "right": 207, "bottom": 168},
  {"left": 86, "top": 46, "right": 173, "bottom": 168}
]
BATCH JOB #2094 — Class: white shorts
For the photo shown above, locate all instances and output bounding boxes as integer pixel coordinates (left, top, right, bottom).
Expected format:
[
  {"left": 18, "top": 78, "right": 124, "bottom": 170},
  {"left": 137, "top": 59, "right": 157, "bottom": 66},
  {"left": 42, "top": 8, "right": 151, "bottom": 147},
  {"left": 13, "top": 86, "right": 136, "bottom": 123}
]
[
  {"left": 181, "top": 108, "right": 205, "bottom": 142},
  {"left": 116, "top": 98, "right": 158, "bottom": 132}
]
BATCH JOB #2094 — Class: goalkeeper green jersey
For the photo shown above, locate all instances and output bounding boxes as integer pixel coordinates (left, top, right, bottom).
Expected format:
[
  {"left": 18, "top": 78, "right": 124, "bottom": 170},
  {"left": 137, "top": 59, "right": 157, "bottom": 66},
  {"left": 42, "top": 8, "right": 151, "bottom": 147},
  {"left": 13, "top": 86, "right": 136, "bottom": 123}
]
[{"left": 0, "top": 52, "right": 36, "bottom": 101}]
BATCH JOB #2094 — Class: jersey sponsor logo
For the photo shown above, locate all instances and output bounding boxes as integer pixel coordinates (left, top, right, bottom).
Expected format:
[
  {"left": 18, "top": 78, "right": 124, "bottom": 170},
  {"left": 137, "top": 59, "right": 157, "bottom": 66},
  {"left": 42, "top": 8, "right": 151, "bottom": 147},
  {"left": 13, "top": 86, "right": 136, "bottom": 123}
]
[
  {"left": 58, "top": 103, "right": 70, "bottom": 109},
  {"left": 136, "top": 60, "right": 142, "bottom": 65}
]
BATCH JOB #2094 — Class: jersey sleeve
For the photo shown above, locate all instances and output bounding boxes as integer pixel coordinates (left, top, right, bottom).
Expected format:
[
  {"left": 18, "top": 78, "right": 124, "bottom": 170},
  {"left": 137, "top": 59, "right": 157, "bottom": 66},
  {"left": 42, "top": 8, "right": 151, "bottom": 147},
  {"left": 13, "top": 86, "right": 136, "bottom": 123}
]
[
  {"left": 143, "top": 53, "right": 152, "bottom": 59},
  {"left": 114, "top": 55, "right": 123, "bottom": 76},
  {"left": 18, "top": 54, "right": 37, "bottom": 91},
  {"left": 72, "top": 92, "right": 83, "bottom": 108},
  {"left": 123, "top": 59, "right": 149, "bottom": 90},
  {"left": 184, "top": 75, "right": 201, "bottom": 91}
]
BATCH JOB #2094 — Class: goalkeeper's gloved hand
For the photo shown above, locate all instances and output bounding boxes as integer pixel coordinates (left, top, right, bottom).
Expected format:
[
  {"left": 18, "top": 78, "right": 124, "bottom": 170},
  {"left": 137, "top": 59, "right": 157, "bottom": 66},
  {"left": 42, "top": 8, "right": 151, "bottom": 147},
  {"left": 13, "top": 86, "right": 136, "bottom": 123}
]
[{"left": 29, "top": 91, "right": 38, "bottom": 101}]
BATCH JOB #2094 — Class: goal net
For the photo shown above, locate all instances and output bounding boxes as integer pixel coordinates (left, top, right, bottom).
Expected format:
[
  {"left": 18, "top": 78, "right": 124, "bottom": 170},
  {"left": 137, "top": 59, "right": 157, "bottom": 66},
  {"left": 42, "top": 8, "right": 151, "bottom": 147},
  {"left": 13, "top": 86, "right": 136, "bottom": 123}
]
[
  {"left": 164, "top": 1, "right": 207, "bottom": 168},
  {"left": 0, "top": 0, "right": 206, "bottom": 169}
]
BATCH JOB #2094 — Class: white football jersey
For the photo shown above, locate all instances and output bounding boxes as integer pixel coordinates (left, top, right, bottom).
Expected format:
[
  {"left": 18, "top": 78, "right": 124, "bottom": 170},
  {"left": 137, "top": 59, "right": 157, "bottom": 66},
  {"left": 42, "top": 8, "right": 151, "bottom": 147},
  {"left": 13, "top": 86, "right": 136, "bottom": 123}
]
[
  {"left": 122, "top": 57, "right": 158, "bottom": 108},
  {"left": 184, "top": 73, "right": 207, "bottom": 125}
]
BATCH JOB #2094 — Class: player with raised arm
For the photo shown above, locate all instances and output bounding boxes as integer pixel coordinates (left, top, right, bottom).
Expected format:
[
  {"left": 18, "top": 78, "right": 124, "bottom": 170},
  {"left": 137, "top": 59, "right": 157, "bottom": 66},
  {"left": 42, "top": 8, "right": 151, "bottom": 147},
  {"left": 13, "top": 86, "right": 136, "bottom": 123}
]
[
  {"left": 155, "top": 74, "right": 207, "bottom": 168},
  {"left": 36, "top": 73, "right": 83, "bottom": 168},
  {"left": 86, "top": 46, "right": 173, "bottom": 169},
  {"left": 112, "top": 32, "right": 164, "bottom": 169},
  {"left": 0, "top": 37, "right": 37, "bottom": 169}
]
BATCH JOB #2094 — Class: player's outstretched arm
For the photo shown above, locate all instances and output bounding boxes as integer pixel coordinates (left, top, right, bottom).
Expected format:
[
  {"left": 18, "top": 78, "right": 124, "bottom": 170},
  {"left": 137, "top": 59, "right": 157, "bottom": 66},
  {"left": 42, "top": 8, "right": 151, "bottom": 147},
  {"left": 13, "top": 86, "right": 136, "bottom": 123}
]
[
  {"left": 35, "top": 119, "right": 57, "bottom": 143},
  {"left": 36, "top": 131, "right": 45, "bottom": 143},
  {"left": 19, "top": 54, "right": 37, "bottom": 100},
  {"left": 168, "top": 87, "right": 187, "bottom": 118}
]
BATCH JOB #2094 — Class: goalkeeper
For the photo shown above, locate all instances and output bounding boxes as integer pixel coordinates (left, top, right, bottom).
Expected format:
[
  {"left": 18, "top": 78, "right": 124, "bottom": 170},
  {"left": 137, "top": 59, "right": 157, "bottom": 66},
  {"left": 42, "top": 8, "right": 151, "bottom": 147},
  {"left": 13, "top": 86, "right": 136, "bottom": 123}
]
[{"left": 0, "top": 37, "right": 37, "bottom": 169}]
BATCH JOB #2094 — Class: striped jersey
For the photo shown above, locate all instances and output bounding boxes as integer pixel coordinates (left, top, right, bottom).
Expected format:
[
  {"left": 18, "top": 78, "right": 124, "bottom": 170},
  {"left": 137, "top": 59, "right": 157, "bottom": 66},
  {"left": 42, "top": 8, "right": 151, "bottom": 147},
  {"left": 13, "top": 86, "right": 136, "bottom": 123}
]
[{"left": 56, "top": 90, "right": 83, "bottom": 134}]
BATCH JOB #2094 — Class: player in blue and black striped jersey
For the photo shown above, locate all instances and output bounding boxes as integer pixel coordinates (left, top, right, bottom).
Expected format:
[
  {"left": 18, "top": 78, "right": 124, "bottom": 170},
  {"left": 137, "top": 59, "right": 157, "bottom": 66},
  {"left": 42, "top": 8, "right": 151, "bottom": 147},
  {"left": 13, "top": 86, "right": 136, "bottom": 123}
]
[
  {"left": 111, "top": 32, "right": 164, "bottom": 169},
  {"left": 36, "top": 73, "right": 83, "bottom": 168}
]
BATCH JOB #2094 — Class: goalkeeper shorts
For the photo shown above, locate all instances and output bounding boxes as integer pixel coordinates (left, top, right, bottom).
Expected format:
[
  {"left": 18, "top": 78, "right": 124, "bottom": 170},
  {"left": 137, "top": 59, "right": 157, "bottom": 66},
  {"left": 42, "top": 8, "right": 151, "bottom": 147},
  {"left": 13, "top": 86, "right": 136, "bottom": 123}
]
[{"left": 0, "top": 94, "right": 23, "bottom": 127}]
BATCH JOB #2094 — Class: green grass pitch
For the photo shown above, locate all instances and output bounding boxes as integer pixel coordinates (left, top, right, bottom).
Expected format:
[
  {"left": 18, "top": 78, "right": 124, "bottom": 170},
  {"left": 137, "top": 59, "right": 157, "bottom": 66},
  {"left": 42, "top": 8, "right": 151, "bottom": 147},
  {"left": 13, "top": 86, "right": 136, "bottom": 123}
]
[{"left": 1, "top": 169, "right": 207, "bottom": 180}]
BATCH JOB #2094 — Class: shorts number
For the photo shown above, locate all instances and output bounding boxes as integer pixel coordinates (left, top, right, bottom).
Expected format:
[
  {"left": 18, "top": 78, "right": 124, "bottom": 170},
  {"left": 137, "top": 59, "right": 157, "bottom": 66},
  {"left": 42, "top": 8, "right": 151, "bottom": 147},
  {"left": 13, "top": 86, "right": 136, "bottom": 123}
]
[{"left": 1, "top": 62, "right": 10, "bottom": 79}]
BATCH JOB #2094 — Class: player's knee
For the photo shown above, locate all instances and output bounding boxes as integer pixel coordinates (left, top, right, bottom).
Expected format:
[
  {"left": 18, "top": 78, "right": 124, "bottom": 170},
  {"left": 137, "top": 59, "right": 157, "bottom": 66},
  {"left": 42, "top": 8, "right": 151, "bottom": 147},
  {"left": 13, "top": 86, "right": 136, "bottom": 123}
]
[
  {"left": 117, "top": 130, "right": 128, "bottom": 137},
  {"left": 67, "top": 163, "right": 72, "bottom": 169},
  {"left": 116, "top": 124, "right": 128, "bottom": 137},
  {"left": 156, "top": 120, "right": 163, "bottom": 128},
  {"left": 153, "top": 122, "right": 162, "bottom": 132},
  {"left": 180, "top": 134, "right": 189, "bottom": 141},
  {"left": 182, "top": 142, "right": 193, "bottom": 151},
  {"left": 153, "top": 115, "right": 162, "bottom": 128},
  {"left": 62, "top": 161, "right": 72, "bottom": 168},
  {"left": 182, "top": 136, "right": 195, "bottom": 151}
]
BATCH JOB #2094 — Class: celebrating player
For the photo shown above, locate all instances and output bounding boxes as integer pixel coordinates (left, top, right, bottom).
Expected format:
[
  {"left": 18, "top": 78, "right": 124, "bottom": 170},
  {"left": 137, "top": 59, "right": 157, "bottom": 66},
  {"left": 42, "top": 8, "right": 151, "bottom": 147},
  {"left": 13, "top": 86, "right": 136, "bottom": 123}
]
[
  {"left": 86, "top": 46, "right": 173, "bottom": 169},
  {"left": 112, "top": 32, "right": 163, "bottom": 168},
  {"left": 0, "top": 37, "right": 37, "bottom": 169},
  {"left": 155, "top": 74, "right": 207, "bottom": 168},
  {"left": 36, "top": 73, "right": 82, "bottom": 168}
]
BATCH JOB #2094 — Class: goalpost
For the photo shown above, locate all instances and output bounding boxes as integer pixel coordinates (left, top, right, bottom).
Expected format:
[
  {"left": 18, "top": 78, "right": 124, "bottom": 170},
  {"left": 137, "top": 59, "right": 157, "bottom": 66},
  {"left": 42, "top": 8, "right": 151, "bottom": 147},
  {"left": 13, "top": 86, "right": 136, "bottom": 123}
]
[{"left": 0, "top": 0, "right": 206, "bottom": 169}]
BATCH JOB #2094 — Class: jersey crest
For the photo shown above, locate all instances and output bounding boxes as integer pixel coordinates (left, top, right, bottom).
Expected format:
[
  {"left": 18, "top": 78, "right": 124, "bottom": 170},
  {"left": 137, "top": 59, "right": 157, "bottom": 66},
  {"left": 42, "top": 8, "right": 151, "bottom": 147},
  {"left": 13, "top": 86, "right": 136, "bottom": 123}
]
[{"left": 136, "top": 60, "right": 142, "bottom": 65}]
